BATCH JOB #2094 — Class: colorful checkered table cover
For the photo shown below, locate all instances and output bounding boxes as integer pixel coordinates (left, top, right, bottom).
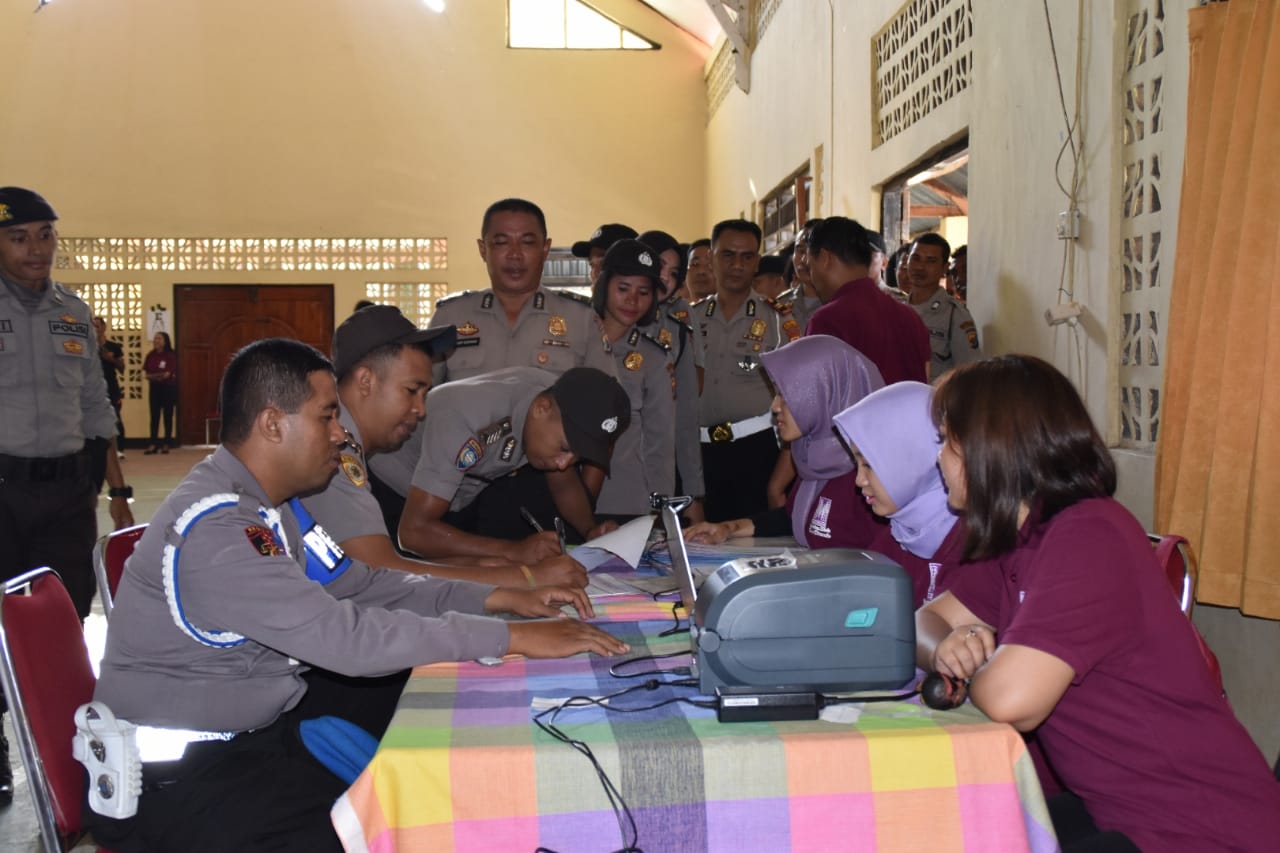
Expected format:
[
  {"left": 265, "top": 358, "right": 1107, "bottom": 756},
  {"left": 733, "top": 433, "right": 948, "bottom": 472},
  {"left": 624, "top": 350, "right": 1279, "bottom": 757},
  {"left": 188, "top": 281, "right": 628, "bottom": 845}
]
[{"left": 332, "top": 593, "right": 1058, "bottom": 852}]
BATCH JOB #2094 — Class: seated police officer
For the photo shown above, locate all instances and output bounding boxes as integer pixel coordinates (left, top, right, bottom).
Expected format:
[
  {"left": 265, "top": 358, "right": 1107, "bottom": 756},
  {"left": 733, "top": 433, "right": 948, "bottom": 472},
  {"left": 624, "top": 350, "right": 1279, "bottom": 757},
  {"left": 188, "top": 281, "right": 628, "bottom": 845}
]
[
  {"left": 374, "top": 367, "right": 630, "bottom": 563},
  {"left": 90, "top": 338, "right": 627, "bottom": 853},
  {"left": 299, "top": 305, "right": 587, "bottom": 589}
]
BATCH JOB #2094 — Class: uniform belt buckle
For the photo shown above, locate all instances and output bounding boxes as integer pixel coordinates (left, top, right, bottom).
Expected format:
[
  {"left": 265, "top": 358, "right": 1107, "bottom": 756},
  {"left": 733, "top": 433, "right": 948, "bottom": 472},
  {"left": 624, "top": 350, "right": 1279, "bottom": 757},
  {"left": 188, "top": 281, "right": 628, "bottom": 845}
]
[{"left": 710, "top": 423, "right": 734, "bottom": 443}]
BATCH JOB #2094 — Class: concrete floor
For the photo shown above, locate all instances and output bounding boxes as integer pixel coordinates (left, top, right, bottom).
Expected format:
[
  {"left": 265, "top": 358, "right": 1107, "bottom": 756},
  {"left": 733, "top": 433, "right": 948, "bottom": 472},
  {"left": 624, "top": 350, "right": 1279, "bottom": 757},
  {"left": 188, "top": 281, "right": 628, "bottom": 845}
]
[{"left": 0, "top": 446, "right": 209, "bottom": 853}]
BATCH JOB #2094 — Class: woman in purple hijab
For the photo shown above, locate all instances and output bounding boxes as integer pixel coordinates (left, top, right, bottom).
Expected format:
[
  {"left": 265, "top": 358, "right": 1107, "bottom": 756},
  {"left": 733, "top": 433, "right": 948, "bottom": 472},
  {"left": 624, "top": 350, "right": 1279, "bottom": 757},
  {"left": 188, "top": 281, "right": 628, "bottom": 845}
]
[
  {"left": 832, "top": 381, "right": 964, "bottom": 606},
  {"left": 686, "top": 335, "right": 885, "bottom": 548}
]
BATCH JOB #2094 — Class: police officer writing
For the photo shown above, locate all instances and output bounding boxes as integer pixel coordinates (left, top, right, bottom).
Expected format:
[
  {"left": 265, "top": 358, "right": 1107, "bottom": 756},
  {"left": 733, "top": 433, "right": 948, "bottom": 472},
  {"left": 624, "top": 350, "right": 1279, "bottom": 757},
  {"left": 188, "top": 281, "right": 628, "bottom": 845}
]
[
  {"left": 0, "top": 187, "right": 134, "bottom": 802},
  {"left": 89, "top": 338, "right": 627, "bottom": 853},
  {"left": 418, "top": 198, "right": 617, "bottom": 540},
  {"left": 385, "top": 367, "right": 631, "bottom": 562},
  {"left": 299, "top": 306, "right": 587, "bottom": 589}
]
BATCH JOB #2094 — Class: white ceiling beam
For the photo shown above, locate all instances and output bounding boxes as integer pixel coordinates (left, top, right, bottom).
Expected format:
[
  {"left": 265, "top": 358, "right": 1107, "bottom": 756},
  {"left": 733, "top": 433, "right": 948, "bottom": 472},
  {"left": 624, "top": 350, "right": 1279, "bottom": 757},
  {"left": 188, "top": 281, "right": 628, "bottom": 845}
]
[{"left": 705, "top": 0, "right": 751, "bottom": 93}]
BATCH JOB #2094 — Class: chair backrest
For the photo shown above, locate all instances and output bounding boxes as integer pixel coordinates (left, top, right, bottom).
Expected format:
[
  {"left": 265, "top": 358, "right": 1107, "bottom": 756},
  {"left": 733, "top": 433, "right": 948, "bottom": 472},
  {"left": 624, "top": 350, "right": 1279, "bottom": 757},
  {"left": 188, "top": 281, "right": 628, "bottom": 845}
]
[
  {"left": 1148, "top": 534, "right": 1224, "bottom": 694},
  {"left": 92, "top": 523, "right": 147, "bottom": 619},
  {"left": 1149, "top": 533, "right": 1196, "bottom": 614},
  {"left": 0, "top": 567, "right": 98, "bottom": 851}
]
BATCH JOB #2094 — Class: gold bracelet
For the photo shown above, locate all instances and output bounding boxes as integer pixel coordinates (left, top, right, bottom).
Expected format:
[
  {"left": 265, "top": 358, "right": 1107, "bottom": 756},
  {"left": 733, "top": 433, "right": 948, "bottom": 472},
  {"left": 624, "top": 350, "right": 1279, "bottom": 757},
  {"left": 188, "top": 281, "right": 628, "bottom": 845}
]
[{"left": 519, "top": 564, "right": 537, "bottom": 588}]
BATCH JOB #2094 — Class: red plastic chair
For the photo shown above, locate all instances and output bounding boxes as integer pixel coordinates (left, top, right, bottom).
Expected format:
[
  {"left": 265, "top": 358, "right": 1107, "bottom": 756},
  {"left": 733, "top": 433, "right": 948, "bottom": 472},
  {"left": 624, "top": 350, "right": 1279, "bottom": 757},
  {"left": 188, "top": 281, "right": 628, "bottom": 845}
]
[
  {"left": 92, "top": 523, "right": 146, "bottom": 620},
  {"left": 1149, "top": 534, "right": 1223, "bottom": 693},
  {"left": 0, "top": 567, "right": 105, "bottom": 851}
]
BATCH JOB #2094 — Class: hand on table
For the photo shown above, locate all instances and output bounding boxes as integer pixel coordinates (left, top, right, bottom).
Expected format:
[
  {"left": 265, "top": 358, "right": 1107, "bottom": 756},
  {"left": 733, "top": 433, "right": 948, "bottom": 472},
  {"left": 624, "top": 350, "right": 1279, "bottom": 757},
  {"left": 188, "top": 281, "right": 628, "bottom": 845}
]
[
  {"left": 486, "top": 584, "right": 595, "bottom": 620},
  {"left": 933, "top": 623, "right": 995, "bottom": 680},
  {"left": 506, "top": 619, "right": 630, "bottom": 658},
  {"left": 684, "top": 518, "right": 751, "bottom": 544}
]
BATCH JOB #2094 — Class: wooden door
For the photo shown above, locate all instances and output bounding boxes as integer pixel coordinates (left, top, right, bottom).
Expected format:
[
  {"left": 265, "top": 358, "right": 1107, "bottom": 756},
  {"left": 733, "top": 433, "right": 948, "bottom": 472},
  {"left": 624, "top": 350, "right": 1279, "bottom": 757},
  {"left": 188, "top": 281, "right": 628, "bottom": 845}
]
[{"left": 175, "top": 285, "right": 334, "bottom": 445}]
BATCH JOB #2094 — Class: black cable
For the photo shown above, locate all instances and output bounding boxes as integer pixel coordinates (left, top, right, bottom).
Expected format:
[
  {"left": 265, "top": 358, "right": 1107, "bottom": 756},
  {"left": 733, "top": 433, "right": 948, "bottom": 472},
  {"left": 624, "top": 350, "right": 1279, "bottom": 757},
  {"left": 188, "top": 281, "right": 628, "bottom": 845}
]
[
  {"left": 532, "top": 680, "right": 715, "bottom": 853},
  {"left": 608, "top": 650, "right": 691, "bottom": 679}
]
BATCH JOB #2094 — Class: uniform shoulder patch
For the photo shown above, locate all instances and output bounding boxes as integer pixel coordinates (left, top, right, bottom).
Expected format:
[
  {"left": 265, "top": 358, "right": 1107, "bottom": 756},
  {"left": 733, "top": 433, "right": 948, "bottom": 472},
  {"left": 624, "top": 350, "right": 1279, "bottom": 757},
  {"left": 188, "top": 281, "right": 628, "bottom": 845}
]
[
  {"left": 455, "top": 437, "right": 483, "bottom": 470},
  {"left": 245, "top": 525, "right": 285, "bottom": 557},
  {"left": 764, "top": 296, "right": 793, "bottom": 316},
  {"left": 436, "top": 290, "right": 476, "bottom": 307},
  {"left": 477, "top": 416, "right": 513, "bottom": 446},
  {"left": 553, "top": 289, "right": 593, "bottom": 308}
]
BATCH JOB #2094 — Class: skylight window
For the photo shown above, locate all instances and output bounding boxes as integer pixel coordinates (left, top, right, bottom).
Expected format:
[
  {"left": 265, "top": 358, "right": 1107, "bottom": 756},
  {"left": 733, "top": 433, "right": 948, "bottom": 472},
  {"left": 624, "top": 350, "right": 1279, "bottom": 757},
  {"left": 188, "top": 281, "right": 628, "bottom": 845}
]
[{"left": 508, "top": 0, "right": 658, "bottom": 50}]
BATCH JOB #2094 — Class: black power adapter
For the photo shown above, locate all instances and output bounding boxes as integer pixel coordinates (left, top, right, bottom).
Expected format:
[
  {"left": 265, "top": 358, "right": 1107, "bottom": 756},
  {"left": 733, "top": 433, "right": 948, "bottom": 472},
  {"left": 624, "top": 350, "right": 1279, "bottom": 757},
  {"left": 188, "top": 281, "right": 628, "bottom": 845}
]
[{"left": 715, "top": 686, "right": 821, "bottom": 722}]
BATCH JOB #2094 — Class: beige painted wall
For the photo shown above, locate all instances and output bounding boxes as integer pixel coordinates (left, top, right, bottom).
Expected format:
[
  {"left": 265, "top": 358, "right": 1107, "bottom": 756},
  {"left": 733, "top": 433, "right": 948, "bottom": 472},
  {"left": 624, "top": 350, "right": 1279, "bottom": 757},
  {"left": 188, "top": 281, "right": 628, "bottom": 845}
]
[
  {"left": 0, "top": 0, "right": 710, "bottom": 439},
  {"left": 703, "top": 0, "right": 1278, "bottom": 762}
]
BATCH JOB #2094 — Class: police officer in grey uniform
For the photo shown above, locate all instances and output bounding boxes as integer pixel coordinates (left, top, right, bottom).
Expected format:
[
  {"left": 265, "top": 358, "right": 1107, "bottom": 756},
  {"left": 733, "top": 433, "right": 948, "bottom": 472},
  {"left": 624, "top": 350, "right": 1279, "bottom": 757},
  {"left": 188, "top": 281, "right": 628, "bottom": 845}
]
[
  {"left": 401, "top": 199, "right": 617, "bottom": 543},
  {"left": 902, "top": 233, "right": 982, "bottom": 380},
  {"left": 591, "top": 239, "right": 675, "bottom": 518},
  {"left": 89, "top": 338, "right": 627, "bottom": 853},
  {"left": 378, "top": 366, "right": 630, "bottom": 564},
  {"left": 774, "top": 217, "right": 824, "bottom": 338},
  {"left": 426, "top": 199, "right": 616, "bottom": 385},
  {"left": 0, "top": 187, "right": 134, "bottom": 802},
  {"left": 299, "top": 306, "right": 586, "bottom": 589},
  {"left": 697, "top": 219, "right": 789, "bottom": 522},
  {"left": 637, "top": 229, "right": 706, "bottom": 521}
]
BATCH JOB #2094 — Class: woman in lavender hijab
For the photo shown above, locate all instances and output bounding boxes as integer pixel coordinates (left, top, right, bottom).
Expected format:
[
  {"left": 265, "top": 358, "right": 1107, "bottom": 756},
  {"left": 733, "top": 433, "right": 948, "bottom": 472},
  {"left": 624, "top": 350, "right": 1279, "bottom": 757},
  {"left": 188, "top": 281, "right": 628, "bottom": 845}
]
[
  {"left": 832, "top": 381, "right": 964, "bottom": 606},
  {"left": 686, "top": 335, "right": 885, "bottom": 548}
]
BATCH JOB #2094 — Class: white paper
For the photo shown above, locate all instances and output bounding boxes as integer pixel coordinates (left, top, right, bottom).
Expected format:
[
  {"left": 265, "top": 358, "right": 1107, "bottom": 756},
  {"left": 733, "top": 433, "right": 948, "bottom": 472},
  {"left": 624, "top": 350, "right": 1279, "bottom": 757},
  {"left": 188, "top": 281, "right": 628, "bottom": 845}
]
[
  {"left": 580, "top": 515, "right": 654, "bottom": 568},
  {"left": 584, "top": 573, "right": 644, "bottom": 598}
]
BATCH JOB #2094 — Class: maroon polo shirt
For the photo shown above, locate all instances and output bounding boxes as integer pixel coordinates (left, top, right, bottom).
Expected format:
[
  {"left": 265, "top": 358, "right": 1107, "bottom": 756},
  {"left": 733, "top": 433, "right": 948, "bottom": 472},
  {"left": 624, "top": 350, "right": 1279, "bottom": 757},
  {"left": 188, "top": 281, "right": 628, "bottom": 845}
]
[{"left": 805, "top": 278, "right": 931, "bottom": 384}]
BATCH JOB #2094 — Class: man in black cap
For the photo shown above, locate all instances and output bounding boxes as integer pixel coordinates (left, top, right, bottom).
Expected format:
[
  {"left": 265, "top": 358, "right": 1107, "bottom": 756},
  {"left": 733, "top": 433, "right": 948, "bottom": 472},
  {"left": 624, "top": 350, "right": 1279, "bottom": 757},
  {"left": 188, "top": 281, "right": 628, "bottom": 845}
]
[
  {"left": 573, "top": 222, "right": 639, "bottom": 286},
  {"left": 381, "top": 367, "right": 631, "bottom": 563},
  {"left": 0, "top": 186, "right": 134, "bottom": 802},
  {"left": 299, "top": 306, "right": 588, "bottom": 589},
  {"left": 752, "top": 254, "right": 789, "bottom": 300}
]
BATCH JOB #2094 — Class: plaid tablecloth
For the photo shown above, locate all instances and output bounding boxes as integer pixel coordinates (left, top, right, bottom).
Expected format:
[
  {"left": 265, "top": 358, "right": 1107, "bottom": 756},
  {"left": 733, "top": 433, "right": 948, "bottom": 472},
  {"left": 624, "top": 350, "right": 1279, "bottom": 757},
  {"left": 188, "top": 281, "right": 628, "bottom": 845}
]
[{"left": 332, "top": 594, "right": 1058, "bottom": 852}]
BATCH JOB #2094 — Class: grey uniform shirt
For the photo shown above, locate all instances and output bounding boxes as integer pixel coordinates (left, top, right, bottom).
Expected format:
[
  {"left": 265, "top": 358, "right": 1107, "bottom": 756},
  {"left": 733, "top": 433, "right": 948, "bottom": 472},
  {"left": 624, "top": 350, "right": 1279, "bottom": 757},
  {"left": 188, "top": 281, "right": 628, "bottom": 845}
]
[
  {"left": 427, "top": 286, "right": 616, "bottom": 385},
  {"left": 94, "top": 447, "right": 506, "bottom": 733},
  {"left": 776, "top": 285, "right": 822, "bottom": 339},
  {"left": 379, "top": 367, "right": 552, "bottom": 511},
  {"left": 596, "top": 328, "right": 675, "bottom": 516},
  {"left": 0, "top": 275, "right": 117, "bottom": 456},
  {"left": 298, "top": 404, "right": 386, "bottom": 544},
  {"left": 642, "top": 296, "right": 704, "bottom": 497},
  {"left": 910, "top": 288, "right": 982, "bottom": 380},
  {"left": 695, "top": 294, "right": 788, "bottom": 427}
]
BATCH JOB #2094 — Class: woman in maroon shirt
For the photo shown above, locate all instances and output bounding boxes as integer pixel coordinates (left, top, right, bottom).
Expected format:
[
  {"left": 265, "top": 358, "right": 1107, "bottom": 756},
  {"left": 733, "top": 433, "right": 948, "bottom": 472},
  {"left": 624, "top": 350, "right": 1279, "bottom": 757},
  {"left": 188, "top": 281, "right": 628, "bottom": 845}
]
[
  {"left": 916, "top": 355, "right": 1280, "bottom": 852},
  {"left": 143, "top": 331, "right": 178, "bottom": 454},
  {"left": 685, "top": 335, "right": 885, "bottom": 549},
  {"left": 832, "top": 381, "right": 964, "bottom": 607}
]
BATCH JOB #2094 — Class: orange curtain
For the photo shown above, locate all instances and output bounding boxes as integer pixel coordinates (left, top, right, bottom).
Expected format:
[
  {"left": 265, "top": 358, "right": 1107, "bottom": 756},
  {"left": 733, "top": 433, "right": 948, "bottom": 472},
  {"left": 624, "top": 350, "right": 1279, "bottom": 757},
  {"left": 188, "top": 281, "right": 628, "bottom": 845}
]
[{"left": 1157, "top": 0, "right": 1280, "bottom": 618}]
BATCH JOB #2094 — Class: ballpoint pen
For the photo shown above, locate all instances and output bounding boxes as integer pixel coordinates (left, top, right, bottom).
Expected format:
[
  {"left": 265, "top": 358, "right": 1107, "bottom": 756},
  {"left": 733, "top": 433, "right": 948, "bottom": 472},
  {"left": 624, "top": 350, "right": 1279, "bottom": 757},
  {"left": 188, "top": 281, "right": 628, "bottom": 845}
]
[
  {"left": 519, "top": 506, "right": 543, "bottom": 533},
  {"left": 553, "top": 516, "right": 568, "bottom": 554}
]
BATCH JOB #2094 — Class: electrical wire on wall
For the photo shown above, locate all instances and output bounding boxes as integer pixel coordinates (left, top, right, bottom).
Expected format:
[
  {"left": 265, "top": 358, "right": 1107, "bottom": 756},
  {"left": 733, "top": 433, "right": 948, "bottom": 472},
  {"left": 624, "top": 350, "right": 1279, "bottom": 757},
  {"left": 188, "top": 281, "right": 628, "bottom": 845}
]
[{"left": 1043, "top": 0, "right": 1088, "bottom": 399}]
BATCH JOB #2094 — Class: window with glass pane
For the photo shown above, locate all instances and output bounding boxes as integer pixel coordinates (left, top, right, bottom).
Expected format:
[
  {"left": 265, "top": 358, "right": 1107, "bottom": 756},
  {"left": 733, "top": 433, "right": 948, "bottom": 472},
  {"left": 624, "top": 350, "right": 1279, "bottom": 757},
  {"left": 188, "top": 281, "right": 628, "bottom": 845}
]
[{"left": 508, "top": 0, "right": 657, "bottom": 50}]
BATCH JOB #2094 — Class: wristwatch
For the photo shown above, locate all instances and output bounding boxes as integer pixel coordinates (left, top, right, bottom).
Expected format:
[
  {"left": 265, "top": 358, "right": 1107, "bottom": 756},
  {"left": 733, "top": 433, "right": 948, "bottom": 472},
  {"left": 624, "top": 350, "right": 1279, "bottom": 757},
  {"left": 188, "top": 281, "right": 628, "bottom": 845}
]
[{"left": 108, "top": 486, "right": 133, "bottom": 499}]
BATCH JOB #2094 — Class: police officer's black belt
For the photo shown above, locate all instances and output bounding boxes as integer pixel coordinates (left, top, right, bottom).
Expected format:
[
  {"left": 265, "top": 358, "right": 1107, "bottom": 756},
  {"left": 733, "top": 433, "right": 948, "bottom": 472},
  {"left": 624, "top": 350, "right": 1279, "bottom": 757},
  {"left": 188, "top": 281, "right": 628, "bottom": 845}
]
[{"left": 0, "top": 450, "right": 90, "bottom": 483}]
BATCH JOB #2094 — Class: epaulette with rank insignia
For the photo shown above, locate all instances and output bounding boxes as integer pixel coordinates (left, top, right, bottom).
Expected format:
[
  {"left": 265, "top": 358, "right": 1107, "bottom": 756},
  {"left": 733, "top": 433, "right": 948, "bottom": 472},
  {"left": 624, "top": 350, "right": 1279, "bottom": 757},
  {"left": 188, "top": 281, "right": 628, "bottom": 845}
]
[
  {"left": 435, "top": 289, "right": 477, "bottom": 307},
  {"left": 554, "top": 289, "right": 593, "bottom": 308},
  {"left": 767, "top": 296, "right": 802, "bottom": 341},
  {"left": 639, "top": 330, "right": 670, "bottom": 353}
]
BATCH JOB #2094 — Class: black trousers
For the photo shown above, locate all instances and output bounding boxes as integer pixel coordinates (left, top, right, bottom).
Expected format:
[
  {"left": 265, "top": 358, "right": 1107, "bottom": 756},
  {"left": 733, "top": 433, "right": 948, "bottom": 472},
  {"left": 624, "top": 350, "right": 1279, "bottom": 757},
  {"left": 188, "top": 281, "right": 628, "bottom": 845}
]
[
  {"left": 699, "top": 429, "right": 780, "bottom": 522},
  {"left": 85, "top": 668, "right": 409, "bottom": 853},
  {"left": 149, "top": 383, "right": 178, "bottom": 446},
  {"left": 1048, "top": 792, "right": 1140, "bottom": 853}
]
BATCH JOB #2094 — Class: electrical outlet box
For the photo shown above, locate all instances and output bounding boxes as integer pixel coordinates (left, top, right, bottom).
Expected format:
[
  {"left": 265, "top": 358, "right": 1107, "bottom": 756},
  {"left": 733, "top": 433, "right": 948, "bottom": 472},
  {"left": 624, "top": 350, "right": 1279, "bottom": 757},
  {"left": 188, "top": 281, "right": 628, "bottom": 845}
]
[
  {"left": 1057, "top": 209, "right": 1080, "bottom": 240},
  {"left": 1045, "top": 302, "right": 1083, "bottom": 326}
]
